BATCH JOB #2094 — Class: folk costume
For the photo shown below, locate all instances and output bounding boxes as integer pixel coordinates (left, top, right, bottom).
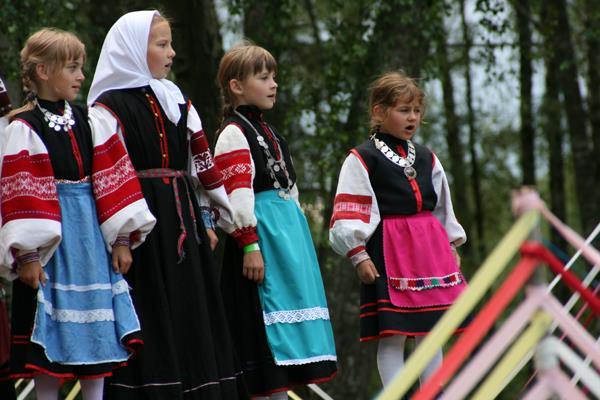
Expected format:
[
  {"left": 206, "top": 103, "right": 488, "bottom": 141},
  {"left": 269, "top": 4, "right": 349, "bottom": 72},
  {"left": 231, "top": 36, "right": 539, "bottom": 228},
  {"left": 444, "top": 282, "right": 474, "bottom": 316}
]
[
  {"left": 329, "top": 133, "right": 468, "bottom": 340},
  {"left": 214, "top": 105, "right": 337, "bottom": 396},
  {"left": 88, "top": 10, "right": 246, "bottom": 399},
  {"left": 0, "top": 72, "right": 16, "bottom": 400},
  {"left": 0, "top": 98, "right": 155, "bottom": 379}
]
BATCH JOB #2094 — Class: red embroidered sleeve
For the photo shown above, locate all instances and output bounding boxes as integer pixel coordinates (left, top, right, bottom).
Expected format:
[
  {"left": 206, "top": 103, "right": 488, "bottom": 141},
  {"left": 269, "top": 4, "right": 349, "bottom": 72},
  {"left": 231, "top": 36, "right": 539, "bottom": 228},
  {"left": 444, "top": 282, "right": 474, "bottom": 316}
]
[
  {"left": 231, "top": 226, "right": 259, "bottom": 248},
  {"left": 190, "top": 130, "right": 223, "bottom": 190},
  {"left": 214, "top": 149, "right": 253, "bottom": 195},
  {"left": 1, "top": 150, "right": 60, "bottom": 224},
  {"left": 329, "top": 193, "right": 372, "bottom": 228},
  {"left": 92, "top": 134, "right": 145, "bottom": 223}
]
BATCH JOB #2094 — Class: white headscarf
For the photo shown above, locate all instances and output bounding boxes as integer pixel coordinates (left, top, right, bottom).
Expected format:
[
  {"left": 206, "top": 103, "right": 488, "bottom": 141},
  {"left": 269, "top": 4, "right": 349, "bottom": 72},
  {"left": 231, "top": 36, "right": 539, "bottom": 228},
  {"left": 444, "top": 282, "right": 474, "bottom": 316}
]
[{"left": 87, "top": 10, "right": 185, "bottom": 124}]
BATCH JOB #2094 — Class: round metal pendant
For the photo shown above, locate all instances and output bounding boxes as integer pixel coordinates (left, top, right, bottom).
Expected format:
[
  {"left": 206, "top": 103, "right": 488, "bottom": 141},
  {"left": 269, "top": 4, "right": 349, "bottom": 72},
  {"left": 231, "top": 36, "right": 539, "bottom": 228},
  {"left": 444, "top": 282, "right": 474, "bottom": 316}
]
[
  {"left": 54, "top": 124, "right": 62, "bottom": 131},
  {"left": 278, "top": 190, "right": 286, "bottom": 198},
  {"left": 273, "top": 164, "right": 281, "bottom": 172},
  {"left": 273, "top": 181, "right": 281, "bottom": 188},
  {"left": 404, "top": 166, "right": 417, "bottom": 179},
  {"left": 49, "top": 121, "right": 56, "bottom": 128}
]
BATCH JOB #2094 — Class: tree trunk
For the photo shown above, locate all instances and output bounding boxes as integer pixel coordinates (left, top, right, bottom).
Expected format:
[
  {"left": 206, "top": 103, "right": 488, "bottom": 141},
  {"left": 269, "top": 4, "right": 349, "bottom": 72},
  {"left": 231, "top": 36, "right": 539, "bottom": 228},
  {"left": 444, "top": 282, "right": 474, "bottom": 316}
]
[
  {"left": 541, "top": 35, "right": 567, "bottom": 253},
  {"left": 460, "top": 0, "right": 485, "bottom": 262},
  {"left": 544, "top": 0, "right": 597, "bottom": 235},
  {"left": 514, "top": 0, "right": 536, "bottom": 186},
  {"left": 585, "top": 0, "right": 600, "bottom": 232},
  {"left": 542, "top": 0, "right": 600, "bottom": 234},
  {"left": 437, "top": 31, "right": 472, "bottom": 258},
  {"left": 162, "top": 0, "right": 224, "bottom": 142}
]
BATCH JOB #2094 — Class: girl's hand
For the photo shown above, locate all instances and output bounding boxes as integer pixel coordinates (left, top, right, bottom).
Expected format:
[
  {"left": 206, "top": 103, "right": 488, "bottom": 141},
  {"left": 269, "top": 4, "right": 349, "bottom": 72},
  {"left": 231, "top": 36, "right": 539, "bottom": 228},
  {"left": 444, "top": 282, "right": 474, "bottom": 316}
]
[
  {"left": 206, "top": 229, "right": 219, "bottom": 251},
  {"left": 356, "top": 259, "right": 379, "bottom": 284},
  {"left": 18, "top": 260, "right": 46, "bottom": 289},
  {"left": 112, "top": 245, "right": 133, "bottom": 274},
  {"left": 243, "top": 250, "right": 265, "bottom": 283}
]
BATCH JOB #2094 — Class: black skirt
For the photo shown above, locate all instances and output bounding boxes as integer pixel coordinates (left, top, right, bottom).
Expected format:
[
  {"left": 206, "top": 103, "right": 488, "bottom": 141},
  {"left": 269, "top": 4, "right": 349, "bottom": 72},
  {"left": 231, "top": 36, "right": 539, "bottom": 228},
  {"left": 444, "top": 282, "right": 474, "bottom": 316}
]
[
  {"left": 103, "top": 176, "right": 247, "bottom": 399},
  {"left": 221, "top": 237, "right": 337, "bottom": 396}
]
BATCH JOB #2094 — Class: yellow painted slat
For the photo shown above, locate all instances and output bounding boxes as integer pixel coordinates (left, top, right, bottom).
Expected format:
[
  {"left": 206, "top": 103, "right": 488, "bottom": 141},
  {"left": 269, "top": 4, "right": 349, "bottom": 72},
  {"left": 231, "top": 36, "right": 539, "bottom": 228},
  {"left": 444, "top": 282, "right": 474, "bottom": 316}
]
[
  {"left": 287, "top": 390, "right": 302, "bottom": 399},
  {"left": 471, "top": 311, "right": 552, "bottom": 400},
  {"left": 65, "top": 380, "right": 81, "bottom": 400},
  {"left": 377, "top": 210, "right": 539, "bottom": 400}
]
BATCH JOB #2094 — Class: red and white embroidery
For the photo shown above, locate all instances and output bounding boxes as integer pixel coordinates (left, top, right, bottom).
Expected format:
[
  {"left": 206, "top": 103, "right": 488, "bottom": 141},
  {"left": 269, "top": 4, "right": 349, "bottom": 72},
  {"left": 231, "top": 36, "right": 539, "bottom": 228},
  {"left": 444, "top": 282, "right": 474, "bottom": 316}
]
[
  {"left": 92, "top": 155, "right": 137, "bottom": 199},
  {"left": 330, "top": 193, "right": 372, "bottom": 226},
  {"left": 215, "top": 149, "right": 252, "bottom": 194},
  {"left": 1, "top": 150, "right": 60, "bottom": 224},
  {"left": 192, "top": 150, "right": 215, "bottom": 173},
  {"left": 91, "top": 133, "right": 144, "bottom": 223},
  {"left": 1, "top": 172, "right": 56, "bottom": 202},
  {"left": 190, "top": 130, "right": 223, "bottom": 190}
]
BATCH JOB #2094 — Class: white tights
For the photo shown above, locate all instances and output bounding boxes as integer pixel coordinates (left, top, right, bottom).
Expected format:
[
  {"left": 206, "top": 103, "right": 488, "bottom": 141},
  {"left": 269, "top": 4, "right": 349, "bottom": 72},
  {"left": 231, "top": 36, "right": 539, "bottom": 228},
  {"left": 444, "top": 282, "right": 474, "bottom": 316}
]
[
  {"left": 376, "top": 335, "right": 443, "bottom": 387},
  {"left": 34, "top": 375, "right": 104, "bottom": 400},
  {"left": 254, "top": 390, "right": 289, "bottom": 399}
]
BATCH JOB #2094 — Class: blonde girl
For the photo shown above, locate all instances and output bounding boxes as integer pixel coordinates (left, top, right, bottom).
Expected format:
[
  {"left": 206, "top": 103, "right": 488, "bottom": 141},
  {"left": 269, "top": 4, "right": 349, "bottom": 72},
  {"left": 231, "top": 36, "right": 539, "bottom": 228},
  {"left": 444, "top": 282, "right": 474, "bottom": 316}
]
[
  {"left": 329, "top": 71, "right": 468, "bottom": 387},
  {"left": 0, "top": 28, "right": 155, "bottom": 400},
  {"left": 88, "top": 11, "right": 246, "bottom": 399}
]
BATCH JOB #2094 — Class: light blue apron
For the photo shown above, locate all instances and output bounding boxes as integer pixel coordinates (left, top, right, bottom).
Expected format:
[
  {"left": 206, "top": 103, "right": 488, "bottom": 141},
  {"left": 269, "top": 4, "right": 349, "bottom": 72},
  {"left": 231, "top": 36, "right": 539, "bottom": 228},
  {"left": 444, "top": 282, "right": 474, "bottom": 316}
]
[
  {"left": 255, "top": 190, "right": 337, "bottom": 365},
  {"left": 31, "top": 183, "right": 140, "bottom": 364}
]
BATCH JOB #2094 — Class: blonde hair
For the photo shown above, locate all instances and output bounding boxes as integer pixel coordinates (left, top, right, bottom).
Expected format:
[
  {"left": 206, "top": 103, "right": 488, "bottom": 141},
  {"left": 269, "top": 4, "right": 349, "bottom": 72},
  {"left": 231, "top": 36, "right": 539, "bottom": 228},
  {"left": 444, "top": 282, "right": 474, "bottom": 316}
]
[
  {"left": 8, "top": 28, "right": 86, "bottom": 120},
  {"left": 151, "top": 12, "right": 170, "bottom": 27},
  {"left": 217, "top": 41, "right": 277, "bottom": 118},
  {"left": 368, "top": 71, "right": 425, "bottom": 133}
]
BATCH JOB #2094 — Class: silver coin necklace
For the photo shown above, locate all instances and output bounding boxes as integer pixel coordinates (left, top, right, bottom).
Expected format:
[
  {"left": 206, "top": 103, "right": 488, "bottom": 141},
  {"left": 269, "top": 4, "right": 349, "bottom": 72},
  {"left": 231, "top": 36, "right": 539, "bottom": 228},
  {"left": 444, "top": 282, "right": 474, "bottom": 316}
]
[
  {"left": 372, "top": 136, "right": 417, "bottom": 179},
  {"left": 36, "top": 99, "right": 76, "bottom": 132}
]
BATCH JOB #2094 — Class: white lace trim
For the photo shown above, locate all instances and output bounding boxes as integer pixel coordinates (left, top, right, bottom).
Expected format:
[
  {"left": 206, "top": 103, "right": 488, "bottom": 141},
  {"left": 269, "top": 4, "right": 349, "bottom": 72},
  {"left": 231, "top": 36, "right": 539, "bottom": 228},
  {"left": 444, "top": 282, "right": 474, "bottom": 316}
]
[
  {"left": 50, "top": 280, "right": 129, "bottom": 295},
  {"left": 38, "top": 291, "right": 115, "bottom": 323},
  {"left": 263, "top": 307, "right": 330, "bottom": 326},
  {"left": 274, "top": 354, "right": 337, "bottom": 366}
]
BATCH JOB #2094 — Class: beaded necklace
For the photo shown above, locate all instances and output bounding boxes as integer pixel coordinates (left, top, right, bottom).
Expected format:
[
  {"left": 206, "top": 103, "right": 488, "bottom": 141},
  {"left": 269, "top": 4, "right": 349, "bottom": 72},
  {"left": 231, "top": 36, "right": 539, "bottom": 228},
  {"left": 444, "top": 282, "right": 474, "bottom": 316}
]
[{"left": 234, "top": 110, "right": 293, "bottom": 199}]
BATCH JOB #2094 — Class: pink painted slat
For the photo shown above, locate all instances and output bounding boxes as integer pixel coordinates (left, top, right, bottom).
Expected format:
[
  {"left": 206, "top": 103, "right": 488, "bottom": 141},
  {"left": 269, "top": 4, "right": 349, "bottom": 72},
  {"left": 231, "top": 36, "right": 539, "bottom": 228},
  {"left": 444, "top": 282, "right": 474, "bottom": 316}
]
[
  {"left": 441, "top": 288, "right": 544, "bottom": 399},
  {"left": 542, "top": 294, "right": 600, "bottom": 368}
]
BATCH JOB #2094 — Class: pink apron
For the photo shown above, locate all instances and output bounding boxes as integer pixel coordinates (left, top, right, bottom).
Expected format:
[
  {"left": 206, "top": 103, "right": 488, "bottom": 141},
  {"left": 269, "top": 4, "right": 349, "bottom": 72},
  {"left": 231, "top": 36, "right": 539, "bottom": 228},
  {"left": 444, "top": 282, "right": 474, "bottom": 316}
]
[{"left": 382, "top": 212, "right": 467, "bottom": 308}]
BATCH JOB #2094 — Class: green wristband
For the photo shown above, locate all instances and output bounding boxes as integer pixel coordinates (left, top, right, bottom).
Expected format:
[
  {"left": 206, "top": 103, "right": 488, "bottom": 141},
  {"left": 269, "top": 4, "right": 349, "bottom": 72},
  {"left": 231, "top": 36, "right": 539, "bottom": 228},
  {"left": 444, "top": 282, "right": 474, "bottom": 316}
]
[{"left": 243, "top": 242, "right": 260, "bottom": 254}]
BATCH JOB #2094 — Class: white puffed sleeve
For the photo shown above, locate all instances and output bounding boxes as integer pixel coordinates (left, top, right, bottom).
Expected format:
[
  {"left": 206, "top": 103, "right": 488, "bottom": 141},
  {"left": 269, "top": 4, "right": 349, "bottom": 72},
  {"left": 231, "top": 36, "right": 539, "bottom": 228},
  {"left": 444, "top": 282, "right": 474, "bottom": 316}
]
[
  {"left": 431, "top": 153, "right": 466, "bottom": 246},
  {"left": 214, "top": 124, "right": 259, "bottom": 247},
  {"left": 329, "top": 151, "right": 380, "bottom": 266}
]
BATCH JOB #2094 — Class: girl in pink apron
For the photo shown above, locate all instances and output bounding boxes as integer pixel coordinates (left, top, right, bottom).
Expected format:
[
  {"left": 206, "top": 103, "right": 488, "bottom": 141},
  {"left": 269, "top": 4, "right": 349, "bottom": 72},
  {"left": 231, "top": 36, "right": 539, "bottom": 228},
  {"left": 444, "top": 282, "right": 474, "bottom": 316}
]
[{"left": 330, "top": 71, "right": 468, "bottom": 388}]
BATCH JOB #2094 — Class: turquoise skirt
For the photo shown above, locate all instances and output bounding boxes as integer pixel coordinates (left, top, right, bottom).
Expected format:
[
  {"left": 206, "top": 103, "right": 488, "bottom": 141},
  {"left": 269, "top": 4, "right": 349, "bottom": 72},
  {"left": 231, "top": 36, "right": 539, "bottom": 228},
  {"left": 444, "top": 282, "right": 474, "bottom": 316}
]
[
  {"left": 31, "top": 183, "right": 140, "bottom": 364},
  {"left": 255, "top": 190, "right": 337, "bottom": 365}
]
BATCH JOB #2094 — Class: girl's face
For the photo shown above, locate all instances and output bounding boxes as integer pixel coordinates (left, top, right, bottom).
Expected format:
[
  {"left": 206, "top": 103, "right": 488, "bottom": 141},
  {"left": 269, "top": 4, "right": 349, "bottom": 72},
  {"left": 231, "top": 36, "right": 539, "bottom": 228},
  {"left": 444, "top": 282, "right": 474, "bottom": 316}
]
[
  {"left": 375, "top": 99, "right": 422, "bottom": 140},
  {"left": 147, "top": 21, "right": 175, "bottom": 79},
  {"left": 36, "top": 56, "right": 85, "bottom": 102},
  {"left": 231, "top": 67, "right": 277, "bottom": 110}
]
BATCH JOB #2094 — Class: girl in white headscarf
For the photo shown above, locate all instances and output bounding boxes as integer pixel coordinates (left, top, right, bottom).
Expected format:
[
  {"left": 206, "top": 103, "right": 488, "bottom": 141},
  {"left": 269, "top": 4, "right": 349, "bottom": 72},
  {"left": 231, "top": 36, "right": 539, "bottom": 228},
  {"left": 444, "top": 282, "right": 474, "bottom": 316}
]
[{"left": 88, "top": 10, "right": 246, "bottom": 399}]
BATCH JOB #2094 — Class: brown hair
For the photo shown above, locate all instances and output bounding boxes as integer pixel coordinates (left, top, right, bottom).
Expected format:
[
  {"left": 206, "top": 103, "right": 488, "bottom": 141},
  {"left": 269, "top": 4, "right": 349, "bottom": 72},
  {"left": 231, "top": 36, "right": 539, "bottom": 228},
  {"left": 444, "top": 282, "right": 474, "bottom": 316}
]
[
  {"left": 8, "top": 28, "right": 86, "bottom": 120},
  {"left": 368, "top": 71, "right": 425, "bottom": 134},
  {"left": 217, "top": 40, "right": 277, "bottom": 119}
]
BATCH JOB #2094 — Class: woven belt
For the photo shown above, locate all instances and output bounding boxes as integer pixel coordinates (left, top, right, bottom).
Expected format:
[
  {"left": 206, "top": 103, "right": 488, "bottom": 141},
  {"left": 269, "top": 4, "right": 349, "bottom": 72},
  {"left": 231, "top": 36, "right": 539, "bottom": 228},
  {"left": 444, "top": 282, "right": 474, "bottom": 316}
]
[{"left": 136, "top": 169, "right": 199, "bottom": 261}]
